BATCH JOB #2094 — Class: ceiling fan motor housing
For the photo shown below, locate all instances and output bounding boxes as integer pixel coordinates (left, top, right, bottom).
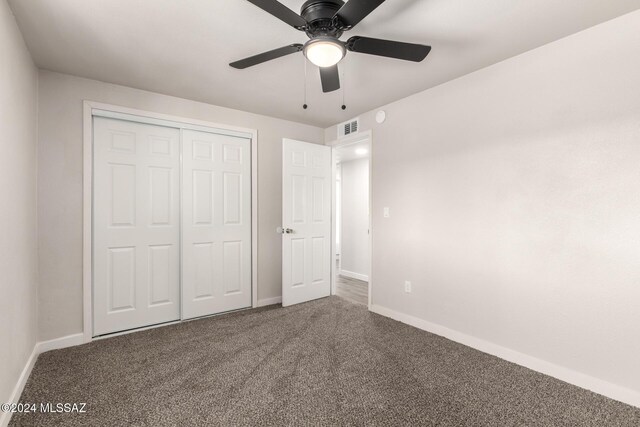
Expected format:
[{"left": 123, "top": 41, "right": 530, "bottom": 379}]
[{"left": 301, "top": 0, "right": 345, "bottom": 38}]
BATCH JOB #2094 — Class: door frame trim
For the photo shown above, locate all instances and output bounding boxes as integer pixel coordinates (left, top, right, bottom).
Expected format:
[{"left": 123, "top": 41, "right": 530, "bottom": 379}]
[
  {"left": 326, "top": 130, "right": 373, "bottom": 309},
  {"left": 82, "top": 101, "right": 259, "bottom": 343}
]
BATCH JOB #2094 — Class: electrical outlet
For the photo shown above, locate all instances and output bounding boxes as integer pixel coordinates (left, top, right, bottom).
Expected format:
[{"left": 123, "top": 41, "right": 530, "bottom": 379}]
[
  {"left": 383, "top": 207, "right": 390, "bottom": 218},
  {"left": 404, "top": 281, "right": 412, "bottom": 293}
]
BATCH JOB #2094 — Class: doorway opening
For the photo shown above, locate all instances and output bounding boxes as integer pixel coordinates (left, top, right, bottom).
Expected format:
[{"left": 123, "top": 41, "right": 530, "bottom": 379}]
[{"left": 331, "top": 133, "right": 371, "bottom": 307}]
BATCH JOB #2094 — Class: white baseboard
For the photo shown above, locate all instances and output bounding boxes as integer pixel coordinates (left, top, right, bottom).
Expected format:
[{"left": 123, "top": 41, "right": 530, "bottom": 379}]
[
  {"left": 36, "top": 333, "right": 85, "bottom": 353},
  {"left": 1, "top": 333, "right": 87, "bottom": 427},
  {"left": 257, "top": 296, "right": 282, "bottom": 307},
  {"left": 338, "top": 269, "right": 369, "bottom": 282},
  {"left": 370, "top": 304, "right": 640, "bottom": 409},
  {"left": 0, "top": 347, "right": 39, "bottom": 427}
]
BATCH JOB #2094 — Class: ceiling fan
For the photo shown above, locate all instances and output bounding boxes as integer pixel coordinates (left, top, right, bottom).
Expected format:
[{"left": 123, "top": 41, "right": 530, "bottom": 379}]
[{"left": 230, "top": 0, "right": 432, "bottom": 93}]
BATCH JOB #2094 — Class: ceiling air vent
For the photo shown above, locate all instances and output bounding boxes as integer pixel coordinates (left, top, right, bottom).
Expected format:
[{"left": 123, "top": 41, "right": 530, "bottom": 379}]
[{"left": 338, "top": 117, "right": 360, "bottom": 139}]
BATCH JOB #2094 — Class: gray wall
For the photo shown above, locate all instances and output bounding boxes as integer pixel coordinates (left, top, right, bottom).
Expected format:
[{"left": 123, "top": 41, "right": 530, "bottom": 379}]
[
  {"left": 37, "top": 71, "right": 324, "bottom": 341},
  {"left": 325, "top": 10, "right": 640, "bottom": 393},
  {"left": 0, "top": 0, "right": 38, "bottom": 409},
  {"left": 340, "top": 158, "right": 370, "bottom": 279}
]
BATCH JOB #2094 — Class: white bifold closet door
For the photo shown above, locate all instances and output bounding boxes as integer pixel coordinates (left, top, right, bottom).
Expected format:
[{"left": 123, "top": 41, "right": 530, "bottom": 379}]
[
  {"left": 93, "top": 117, "right": 181, "bottom": 336},
  {"left": 181, "top": 130, "right": 252, "bottom": 319}
]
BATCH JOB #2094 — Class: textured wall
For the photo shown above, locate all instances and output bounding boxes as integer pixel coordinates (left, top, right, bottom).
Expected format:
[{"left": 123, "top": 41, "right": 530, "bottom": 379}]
[
  {"left": 340, "top": 158, "right": 370, "bottom": 278},
  {"left": 0, "top": 0, "right": 38, "bottom": 413},
  {"left": 325, "top": 11, "right": 640, "bottom": 394}
]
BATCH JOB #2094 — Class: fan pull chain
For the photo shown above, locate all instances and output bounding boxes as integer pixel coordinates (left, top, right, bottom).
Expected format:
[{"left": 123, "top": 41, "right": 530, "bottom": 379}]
[
  {"left": 341, "top": 60, "right": 347, "bottom": 110},
  {"left": 303, "top": 58, "right": 308, "bottom": 110}
]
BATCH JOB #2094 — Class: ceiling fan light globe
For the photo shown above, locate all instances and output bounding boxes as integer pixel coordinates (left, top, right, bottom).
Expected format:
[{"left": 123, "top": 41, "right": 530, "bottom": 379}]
[{"left": 304, "top": 39, "right": 345, "bottom": 68}]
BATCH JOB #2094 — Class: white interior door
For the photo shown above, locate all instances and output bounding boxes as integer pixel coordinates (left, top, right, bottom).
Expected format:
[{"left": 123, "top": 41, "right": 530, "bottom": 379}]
[
  {"left": 182, "top": 129, "right": 252, "bottom": 319},
  {"left": 93, "top": 117, "right": 180, "bottom": 336},
  {"left": 282, "top": 139, "right": 332, "bottom": 306}
]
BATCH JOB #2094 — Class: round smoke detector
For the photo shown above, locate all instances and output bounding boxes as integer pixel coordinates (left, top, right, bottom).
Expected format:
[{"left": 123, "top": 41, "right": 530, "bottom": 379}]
[{"left": 375, "top": 110, "right": 386, "bottom": 124}]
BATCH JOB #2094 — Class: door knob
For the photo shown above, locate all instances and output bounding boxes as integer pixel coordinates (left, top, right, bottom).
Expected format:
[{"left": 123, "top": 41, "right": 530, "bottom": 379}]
[{"left": 277, "top": 227, "right": 294, "bottom": 234}]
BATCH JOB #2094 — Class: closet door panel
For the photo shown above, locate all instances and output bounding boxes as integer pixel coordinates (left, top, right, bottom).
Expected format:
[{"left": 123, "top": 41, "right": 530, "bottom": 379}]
[
  {"left": 93, "top": 117, "right": 180, "bottom": 336},
  {"left": 182, "top": 130, "right": 251, "bottom": 319}
]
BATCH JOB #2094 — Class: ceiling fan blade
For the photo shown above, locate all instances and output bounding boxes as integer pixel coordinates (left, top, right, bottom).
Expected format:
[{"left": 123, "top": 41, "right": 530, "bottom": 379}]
[
  {"left": 246, "top": 0, "right": 307, "bottom": 29},
  {"left": 346, "top": 36, "right": 431, "bottom": 62},
  {"left": 333, "top": 0, "right": 386, "bottom": 29},
  {"left": 319, "top": 65, "right": 340, "bottom": 93},
  {"left": 230, "top": 44, "right": 303, "bottom": 69}
]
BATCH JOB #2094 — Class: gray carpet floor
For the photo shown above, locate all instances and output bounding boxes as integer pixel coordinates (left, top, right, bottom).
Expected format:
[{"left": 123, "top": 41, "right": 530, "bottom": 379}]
[{"left": 10, "top": 296, "right": 640, "bottom": 426}]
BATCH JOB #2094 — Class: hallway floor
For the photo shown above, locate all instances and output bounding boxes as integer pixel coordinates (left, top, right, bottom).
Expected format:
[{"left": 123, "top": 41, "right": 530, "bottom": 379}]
[{"left": 335, "top": 274, "right": 368, "bottom": 305}]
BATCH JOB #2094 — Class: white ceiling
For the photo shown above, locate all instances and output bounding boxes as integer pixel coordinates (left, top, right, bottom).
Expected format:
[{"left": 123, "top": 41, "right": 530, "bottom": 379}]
[{"left": 8, "top": 0, "right": 639, "bottom": 127}]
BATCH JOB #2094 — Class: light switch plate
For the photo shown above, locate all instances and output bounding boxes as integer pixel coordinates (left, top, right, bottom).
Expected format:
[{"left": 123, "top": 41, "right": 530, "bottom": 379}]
[{"left": 383, "top": 207, "right": 390, "bottom": 218}]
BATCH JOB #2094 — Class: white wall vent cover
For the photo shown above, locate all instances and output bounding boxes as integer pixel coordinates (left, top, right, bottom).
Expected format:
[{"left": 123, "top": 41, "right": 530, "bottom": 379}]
[{"left": 338, "top": 117, "right": 359, "bottom": 139}]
